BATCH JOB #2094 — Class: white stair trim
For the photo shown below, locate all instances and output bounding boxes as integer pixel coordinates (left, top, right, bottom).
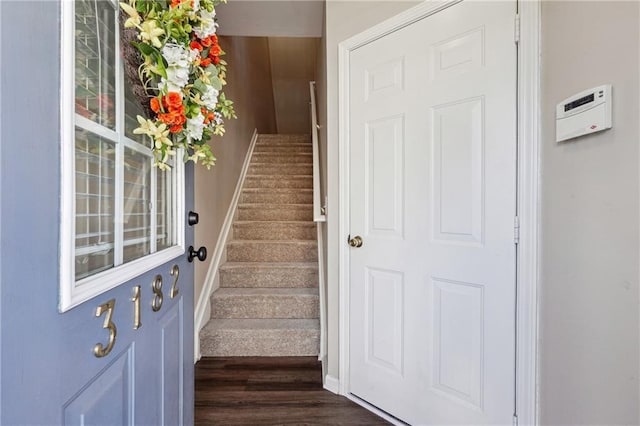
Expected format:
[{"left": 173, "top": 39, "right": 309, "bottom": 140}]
[{"left": 194, "top": 128, "right": 258, "bottom": 362}]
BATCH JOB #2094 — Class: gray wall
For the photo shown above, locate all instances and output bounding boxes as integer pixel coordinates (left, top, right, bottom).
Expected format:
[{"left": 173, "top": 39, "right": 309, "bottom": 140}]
[
  {"left": 194, "top": 36, "right": 277, "bottom": 304},
  {"left": 540, "top": 2, "right": 639, "bottom": 424}
]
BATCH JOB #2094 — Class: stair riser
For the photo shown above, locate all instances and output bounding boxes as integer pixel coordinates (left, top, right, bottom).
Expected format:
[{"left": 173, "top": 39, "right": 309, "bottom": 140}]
[
  {"left": 211, "top": 295, "right": 319, "bottom": 319},
  {"left": 244, "top": 177, "right": 312, "bottom": 189},
  {"left": 220, "top": 267, "right": 318, "bottom": 288},
  {"left": 251, "top": 154, "right": 313, "bottom": 164},
  {"left": 237, "top": 208, "right": 312, "bottom": 221},
  {"left": 200, "top": 331, "right": 319, "bottom": 357},
  {"left": 257, "top": 136, "right": 310, "bottom": 145},
  {"left": 240, "top": 191, "right": 313, "bottom": 204},
  {"left": 234, "top": 223, "right": 315, "bottom": 240},
  {"left": 227, "top": 243, "right": 317, "bottom": 262},
  {"left": 253, "top": 146, "right": 311, "bottom": 153},
  {"left": 248, "top": 164, "right": 312, "bottom": 176}
]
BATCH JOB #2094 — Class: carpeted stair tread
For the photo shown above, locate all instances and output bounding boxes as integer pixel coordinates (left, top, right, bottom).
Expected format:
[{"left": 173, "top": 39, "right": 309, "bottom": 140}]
[
  {"left": 240, "top": 188, "right": 313, "bottom": 205},
  {"left": 244, "top": 175, "right": 312, "bottom": 189},
  {"left": 200, "top": 319, "right": 320, "bottom": 357},
  {"left": 226, "top": 240, "right": 317, "bottom": 263},
  {"left": 233, "top": 221, "right": 316, "bottom": 240},
  {"left": 219, "top": 262, "right": 318, "bottom": 288},
  {"left": 210, "top": 288, "right": 319, "bottom": 319}
]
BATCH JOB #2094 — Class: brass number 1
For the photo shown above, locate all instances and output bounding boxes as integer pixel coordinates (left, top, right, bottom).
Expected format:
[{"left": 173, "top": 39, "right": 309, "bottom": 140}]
[
  {"left": 170, "top": 265, "right": 180, "bottom": 299},
  {"left": 151, "top": 275, "right": 164, "bottom": 312},
  {"left": 94, "top": 299, "right": 117, "bottom": 358},
  {"left": 131, "top": 286, "right": 142, "bottom": 329}
]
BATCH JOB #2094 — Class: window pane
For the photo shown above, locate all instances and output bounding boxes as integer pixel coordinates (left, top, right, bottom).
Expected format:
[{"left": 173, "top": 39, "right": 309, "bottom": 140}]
[
  {"left": 157, "top": 164, "right": 175, "bottom": 251},
  {"left": 75, "top": 0, "right": 116, "bottom": 129},
  {"left": 123, "top": 147, "right": 152, "bottom": 263},
  {"left": 75, "top": 128, "right": 116, "bottom": 280}
]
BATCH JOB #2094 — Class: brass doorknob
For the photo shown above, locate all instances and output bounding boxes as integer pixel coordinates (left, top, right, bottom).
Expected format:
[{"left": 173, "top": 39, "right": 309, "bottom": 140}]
[{"left": 348, "top": 235, "right": 363, "bottom": 248}]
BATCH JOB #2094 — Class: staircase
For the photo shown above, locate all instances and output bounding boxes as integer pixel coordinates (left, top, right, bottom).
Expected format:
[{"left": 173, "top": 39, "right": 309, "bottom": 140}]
[{"left": 200, "top": 134, "right": 320, "bottom": 356}]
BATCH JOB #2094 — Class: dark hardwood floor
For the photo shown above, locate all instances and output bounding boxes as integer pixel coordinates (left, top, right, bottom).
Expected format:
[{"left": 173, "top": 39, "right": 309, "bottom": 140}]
[{"left": 195, "top": 357, "right": 390, "bottom": 425}]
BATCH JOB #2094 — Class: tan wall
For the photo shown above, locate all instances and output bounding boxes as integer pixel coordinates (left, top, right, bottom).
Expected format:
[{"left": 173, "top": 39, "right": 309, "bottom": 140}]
[
  {"left": 216, "top": 1, "right": 324, "bottom": 38},
  {"left": 268, "top": 37, "right": 320, "bottom": 134},
  {"left": 324, "top": 0, "right": 420, "bottom": 380},
  {"left": 540, "top": 2, "right": 639, "bottom": 424},
  {"left": 194, "top": 36, "right": 277, "bottom": 304}
]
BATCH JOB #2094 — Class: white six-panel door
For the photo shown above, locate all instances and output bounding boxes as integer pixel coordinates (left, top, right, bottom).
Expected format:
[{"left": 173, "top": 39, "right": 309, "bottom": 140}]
[{"left": 348, "top": 1, "right": 517, "bottom": 424}]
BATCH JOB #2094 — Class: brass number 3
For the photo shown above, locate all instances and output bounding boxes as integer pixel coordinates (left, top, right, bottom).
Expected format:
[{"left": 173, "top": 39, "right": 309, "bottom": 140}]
[
  {"left": 170, "top": 264, "right": 180, "bottom": 299},
  {"left": 151, "top": 275, "right": 163, "bottom": 312},
  {"left": 94, "top": 299, "right": 117, "bottom": 358}
]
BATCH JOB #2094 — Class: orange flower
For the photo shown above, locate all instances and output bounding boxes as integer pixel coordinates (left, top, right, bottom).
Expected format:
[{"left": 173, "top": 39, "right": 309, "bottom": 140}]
[
  {"left": 158, "top": 110, "right": 186, "bottom": 127},
  {"left": 170, "top": 124, "right": 183, "bottom": 133},
  {"left": 212, "top": 56, "right": 220, "bottom": 65},
  {"left": 209, "top": 44, "right": 222, "bottom": 57},
  {"left": 190, "top": 41, "right": 203, "bottom": 51},
  {"left": 200, "top": 58, "right": 211, "bottom": 67},
  {"left": 150, "top": 97, "right": 161, "bottom": 113},
  {"left": 165, "top": 92, "right": 182, "bottom": 109},
  {"left": 201, "top": 37, "right": 212, "bottom": 48}
]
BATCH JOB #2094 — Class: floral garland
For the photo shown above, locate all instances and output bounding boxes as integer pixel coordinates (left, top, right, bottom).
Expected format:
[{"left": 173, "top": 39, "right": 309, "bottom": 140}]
[{"left": 120, "top": 0, "right": 236, "bottom": 170}]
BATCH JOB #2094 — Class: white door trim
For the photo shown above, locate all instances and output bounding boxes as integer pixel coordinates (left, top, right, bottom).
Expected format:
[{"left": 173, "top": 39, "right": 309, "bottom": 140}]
[{"left": 337, "top": 1, "right": 541, "bottom": 424}]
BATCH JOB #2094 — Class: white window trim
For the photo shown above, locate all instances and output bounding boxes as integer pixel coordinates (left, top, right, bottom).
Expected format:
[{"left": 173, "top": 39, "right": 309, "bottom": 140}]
[{"left": 59, "top": 0, "right": 185, "bottom": 313}]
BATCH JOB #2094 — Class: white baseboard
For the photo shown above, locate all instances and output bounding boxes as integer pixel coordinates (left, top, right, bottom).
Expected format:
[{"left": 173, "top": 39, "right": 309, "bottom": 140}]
[
  {"left": 193, "top": 128, "right": 258, "bottom": 363},
  {"left": 324, "top": 374, "right": 340, "bottom": 394}
]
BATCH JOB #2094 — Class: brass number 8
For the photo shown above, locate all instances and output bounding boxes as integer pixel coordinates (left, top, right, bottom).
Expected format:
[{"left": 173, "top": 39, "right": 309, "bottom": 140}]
[
  {"left": 151, "top": 275, "right": 164, "bottom": 312},
  {"left": 94, "top": 299, "right": 117, "bottom": 358}
]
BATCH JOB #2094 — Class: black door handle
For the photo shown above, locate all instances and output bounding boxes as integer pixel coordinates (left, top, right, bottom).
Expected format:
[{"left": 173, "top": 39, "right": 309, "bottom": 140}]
[
  {"left": 188, "top": 211, "right": 199, "bottom": 226},
  {"left": 188, "top": 246, "right": 207, "bottom": 262}
]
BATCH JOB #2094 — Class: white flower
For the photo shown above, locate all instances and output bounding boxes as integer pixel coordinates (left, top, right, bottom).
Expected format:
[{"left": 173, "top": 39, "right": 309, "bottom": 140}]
[
  {"left": 192, "top": 0, "right": 200, "bottom": 13},
  {"left": 214, "top": 112, "right": 223, "bottom": 125},
  {"left": 189, "top": 48, "right": 200, "bottom": 64},
  {"left": 186, "top": 113, "right": 206, "bottom": 141},
  {"left": 194, "top": 9, "right": 218, "bottom": 39},
  {"left": 162, "top": 43, "right": 191, "bottom": 68},
  {"left": 201, "top": 86, "right": 219, "bottom": 110},
  {"left": 159, "top": 66, "right": 190, "bottom": 92}
]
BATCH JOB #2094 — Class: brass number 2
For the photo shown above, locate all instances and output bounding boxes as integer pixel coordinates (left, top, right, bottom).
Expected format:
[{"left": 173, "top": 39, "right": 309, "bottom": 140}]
[
  {"left": 94, "top": 299, "right": 117, "bottom": 358},
  {"left": 170, "top": 264, "right": 180, "bottom": 299},
  {"left": 151, "top": 275, "right": 163, "bottom": 312}
]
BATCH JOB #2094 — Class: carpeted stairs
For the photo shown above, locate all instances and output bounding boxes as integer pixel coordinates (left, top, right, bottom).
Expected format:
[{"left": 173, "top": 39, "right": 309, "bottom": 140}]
[{"left": 200, "top": 134, "right": 320, "bottom": 356}]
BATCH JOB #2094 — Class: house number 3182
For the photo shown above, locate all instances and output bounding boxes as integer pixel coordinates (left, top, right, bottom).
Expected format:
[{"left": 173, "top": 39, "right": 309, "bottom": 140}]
[{"left": 92, "top": 264, "right": 180, "bottom": 358}]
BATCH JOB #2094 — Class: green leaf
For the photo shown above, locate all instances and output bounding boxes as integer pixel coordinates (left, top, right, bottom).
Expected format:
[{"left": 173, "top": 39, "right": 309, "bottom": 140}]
[
  {"left": 154, "top": 52, "right": 168, "bottom": 79},
  {"left": 205, "top": 64, "right": 219, "bottom": 77},
  {"left": 133, "top": 41, "right": 155, "bottom": 56},
  {"left": 209, "top": 76, "right": 222, "bottom": 91},
  {"left": 193, "top": 79, "right": 208, "bottom": 94}
]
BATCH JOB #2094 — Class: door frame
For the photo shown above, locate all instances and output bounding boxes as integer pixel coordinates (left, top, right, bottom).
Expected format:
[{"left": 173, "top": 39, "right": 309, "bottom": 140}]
[{"left": 337, "top": 1, "right": 541, "bottom": 424}]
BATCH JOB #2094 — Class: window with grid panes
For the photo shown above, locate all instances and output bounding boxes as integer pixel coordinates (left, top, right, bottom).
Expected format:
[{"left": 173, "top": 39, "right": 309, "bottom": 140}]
[{"left": 60, "top": 0, "right": 184, "bottom": 310}]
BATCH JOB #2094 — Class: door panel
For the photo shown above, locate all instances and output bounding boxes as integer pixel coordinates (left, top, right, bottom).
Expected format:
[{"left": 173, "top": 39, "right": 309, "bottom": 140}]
[
  {"left": 348, "top": 1, "right": 517, "bottom": 424},
  {"left": 0, "top": 2, "right": 195, "bottom": 424}
]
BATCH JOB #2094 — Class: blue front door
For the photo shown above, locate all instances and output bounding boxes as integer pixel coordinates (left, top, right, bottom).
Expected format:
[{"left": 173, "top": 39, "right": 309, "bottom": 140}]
[{"left": 0, "top": 2, "right": 195, "bottom": 424}]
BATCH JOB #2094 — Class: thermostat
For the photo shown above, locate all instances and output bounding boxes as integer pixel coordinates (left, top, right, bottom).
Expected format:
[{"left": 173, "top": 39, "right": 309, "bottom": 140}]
[{"left": 556, "top": 84, "right": 612, "bottom": 142}]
